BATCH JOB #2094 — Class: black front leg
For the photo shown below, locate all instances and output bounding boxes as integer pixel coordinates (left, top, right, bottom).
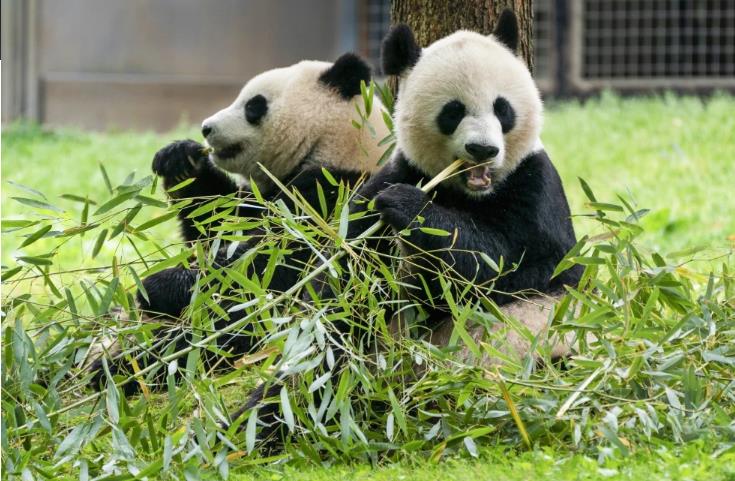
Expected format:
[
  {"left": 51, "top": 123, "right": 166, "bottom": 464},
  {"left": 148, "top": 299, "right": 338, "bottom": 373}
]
[
  {"left": 373, "top": 185, "right": 520, "bottom": 305},
  {"left": 152, "top": 140, "right": 240, "bottom": 243}
]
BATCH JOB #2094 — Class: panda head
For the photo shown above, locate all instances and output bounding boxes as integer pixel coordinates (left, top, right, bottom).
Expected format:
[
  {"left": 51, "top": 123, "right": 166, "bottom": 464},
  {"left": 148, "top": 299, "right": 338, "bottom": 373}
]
[
  {"left": 201, "top": 54, "right": 387, "bottom": 190},
  {"left": 382, "top": 10, "right": 542, "bottom": 197}
]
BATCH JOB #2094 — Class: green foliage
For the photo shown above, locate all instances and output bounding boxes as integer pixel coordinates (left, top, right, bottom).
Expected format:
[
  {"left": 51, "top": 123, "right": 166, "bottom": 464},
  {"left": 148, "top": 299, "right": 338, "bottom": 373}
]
[{"left": 2, "top": 95, "right": 735, "bottom": 479}]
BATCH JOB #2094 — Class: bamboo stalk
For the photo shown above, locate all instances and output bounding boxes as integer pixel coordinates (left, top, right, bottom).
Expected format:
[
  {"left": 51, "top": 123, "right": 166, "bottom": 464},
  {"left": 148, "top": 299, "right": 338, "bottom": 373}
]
[{"left": 38, "top": 159, "right": 465, "bottom": 423}]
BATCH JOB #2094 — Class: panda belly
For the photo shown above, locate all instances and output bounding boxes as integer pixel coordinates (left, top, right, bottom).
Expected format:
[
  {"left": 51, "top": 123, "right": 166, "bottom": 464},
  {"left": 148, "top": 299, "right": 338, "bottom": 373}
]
[{"left": 426, "top": 293, "right": 576, "bottom": 366}]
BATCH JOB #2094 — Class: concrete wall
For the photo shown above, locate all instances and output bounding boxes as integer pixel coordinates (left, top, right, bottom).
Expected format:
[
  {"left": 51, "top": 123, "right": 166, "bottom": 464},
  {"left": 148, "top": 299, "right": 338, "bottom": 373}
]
[{"left": 2, "top": 0, "right": 356, "bottom": 131}]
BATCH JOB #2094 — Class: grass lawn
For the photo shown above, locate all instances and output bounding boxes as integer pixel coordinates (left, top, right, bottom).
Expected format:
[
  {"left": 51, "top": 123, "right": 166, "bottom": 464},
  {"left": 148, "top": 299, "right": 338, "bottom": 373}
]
[{"left": 2, "top": 94, "right": 734, "bottom": 480}]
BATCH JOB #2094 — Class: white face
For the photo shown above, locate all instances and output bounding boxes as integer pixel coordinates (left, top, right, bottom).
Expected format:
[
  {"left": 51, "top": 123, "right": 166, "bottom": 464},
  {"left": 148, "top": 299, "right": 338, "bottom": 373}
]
[
  {"left": 394, "top": 31, "right": 543, "bottom": 197},
  {"left": 201, "top": 61, "right": 388, "bottom": 190}
]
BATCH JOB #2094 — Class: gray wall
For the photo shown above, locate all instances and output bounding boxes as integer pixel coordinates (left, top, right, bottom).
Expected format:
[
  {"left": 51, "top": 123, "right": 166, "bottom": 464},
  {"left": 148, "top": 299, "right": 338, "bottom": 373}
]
[{"left": 2, "top": 0, "right": 356, "bottom": 131}]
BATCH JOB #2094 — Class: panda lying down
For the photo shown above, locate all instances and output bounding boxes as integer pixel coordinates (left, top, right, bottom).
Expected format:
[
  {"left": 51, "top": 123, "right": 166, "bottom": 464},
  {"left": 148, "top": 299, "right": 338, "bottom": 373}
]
[{"left": 231, "top": 10, "right": 583, "bottom": 440}]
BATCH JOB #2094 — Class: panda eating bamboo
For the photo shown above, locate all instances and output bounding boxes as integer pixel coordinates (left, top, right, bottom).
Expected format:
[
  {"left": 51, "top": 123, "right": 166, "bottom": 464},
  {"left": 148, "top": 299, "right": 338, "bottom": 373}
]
[{"left": 233, "top": 10, "right": 583, "bottom": 443}]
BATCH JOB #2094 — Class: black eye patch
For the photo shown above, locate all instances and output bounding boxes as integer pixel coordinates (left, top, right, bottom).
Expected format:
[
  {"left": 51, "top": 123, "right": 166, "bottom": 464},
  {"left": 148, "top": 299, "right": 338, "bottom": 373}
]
[
  {"left": 245, "top": 95, "right": 268, "bottom": 125},
  {"left": 493, "top": 96, "right": 516, "bottom": 134},
  {"left": 436, "top": 100, "right": 466, "bottom": 135}
]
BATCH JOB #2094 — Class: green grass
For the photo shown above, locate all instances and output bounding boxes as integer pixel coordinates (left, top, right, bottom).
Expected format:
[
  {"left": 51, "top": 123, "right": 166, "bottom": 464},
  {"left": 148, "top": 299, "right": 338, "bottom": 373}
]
[
  {"left": 2, "top": 94, "right": 734, "bottom": 480},
  {"left": 545, "top": 92, "right": 735, "bottom": 256},
  {"left": 231, "top": 443, "right": 735, "bottom": 481}
]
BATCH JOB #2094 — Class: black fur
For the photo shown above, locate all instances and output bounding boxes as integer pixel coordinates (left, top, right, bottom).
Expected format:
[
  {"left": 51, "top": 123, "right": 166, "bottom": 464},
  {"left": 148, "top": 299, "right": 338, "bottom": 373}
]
[
  {"left": 318, "top": 53, "right": 371, "bottom": 99},
  {"left": 348, "top": 150, "right": 582, "bottom": 308},
  {"left": 151, "top": 140, "right": 240, "bottom": 243},
  {"left": 245, "top": 95, "right": 268, "bottom": 125},
  {"left": 493, "top": 9, "right": 519, "bottom": 53},
  {"left": 493, "top": 96, "right": 516, "bottom": 134},
  {"left": 227, "top": 380, "right": 286, "bottom": 450},
  {"left": 436, "top": 100, "right": 466, "bottom": 135},
  {"left": 381, "top": 24, "right": 421, "bottom": 76}
]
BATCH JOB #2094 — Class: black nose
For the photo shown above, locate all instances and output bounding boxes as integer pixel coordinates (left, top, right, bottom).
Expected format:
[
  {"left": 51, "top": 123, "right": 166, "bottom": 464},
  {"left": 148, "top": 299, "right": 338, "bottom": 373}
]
[
  {"left": 201, "top": 124, "right": 213, "bottom": 138},
  {"left": 465, "top": 143, "right": 499, "bottom": 161}
]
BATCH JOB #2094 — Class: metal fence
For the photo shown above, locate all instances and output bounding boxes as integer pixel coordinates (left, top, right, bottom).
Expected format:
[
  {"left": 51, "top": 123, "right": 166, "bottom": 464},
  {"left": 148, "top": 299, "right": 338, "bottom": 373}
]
[
  {"left": 569, "top": 0, "right": 735, "bottom": 91},
  {"left": 3, "top": 1, "right": 734, "bottom": 129},
  {"left": 356, "top": 0, "right": 735, "bottom": 95}
]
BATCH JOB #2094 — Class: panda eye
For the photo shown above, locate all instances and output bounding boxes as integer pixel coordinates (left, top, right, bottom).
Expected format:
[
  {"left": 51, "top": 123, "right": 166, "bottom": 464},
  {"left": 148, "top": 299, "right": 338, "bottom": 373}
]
[
  {"left": 436, "top": 100, "right": 466, "bottom": 135},
  {"left": 245, "top": 95, "right": 268, "bottom": 125},
  {"left": 493, "top": 96, "right": 516, "bottom": 134}
]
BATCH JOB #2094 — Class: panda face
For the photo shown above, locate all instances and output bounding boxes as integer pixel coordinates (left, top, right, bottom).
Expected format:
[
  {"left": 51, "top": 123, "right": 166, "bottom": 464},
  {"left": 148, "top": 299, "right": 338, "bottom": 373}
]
[
  {"left": 200, "top": 58, "right": 388, "bottom": 190},
  {"left": 200, "top": 66, "right": 292, "bottom": 185},
  {"left": 393, "top": 31, "right": 542, "bottom": 197}
]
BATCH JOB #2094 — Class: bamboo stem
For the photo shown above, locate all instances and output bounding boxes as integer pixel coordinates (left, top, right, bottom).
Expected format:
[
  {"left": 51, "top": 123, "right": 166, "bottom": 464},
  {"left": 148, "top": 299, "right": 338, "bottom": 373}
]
[{"left": 40, "top": 159, "right": 465, "bottom": 423}]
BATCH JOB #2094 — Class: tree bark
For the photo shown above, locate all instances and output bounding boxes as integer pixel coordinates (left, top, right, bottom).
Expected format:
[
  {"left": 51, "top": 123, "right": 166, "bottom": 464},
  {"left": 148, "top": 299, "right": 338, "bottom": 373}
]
[{"left": 390, "top": 0, "right": 534, "bottom": 70}]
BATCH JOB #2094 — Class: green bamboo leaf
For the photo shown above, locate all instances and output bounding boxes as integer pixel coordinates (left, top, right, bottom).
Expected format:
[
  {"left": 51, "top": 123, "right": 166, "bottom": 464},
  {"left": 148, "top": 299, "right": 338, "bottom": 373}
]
[
  {"left": 99, "top": 162, "right": 113, "bottom": 194},
  {"left": 134, "top": 194, "right": 168, "bottom": 208},
  {"left": 93, "top": 191, "right": 138, "bottom": 216},
  {"left": 134, "top": 211, "right": 178, "bottom": 232},
  {"left": 110, "top": 204, "right": 142, "bottom": 239},
  {"left": 92, "top": 229, "right": 108, "bottom": 259},
  {"left": 18, "top": 255, "right": 53, "bottom": 266},
  {"left": 320, "top": 168, "right": 338, "bottom": 187},
  {"left": 381, "top": 110, "right": 394, "bottom": 132},
  {"left": 463, "top": 436, "right": 479, "bottom": 458},
  {"left": 1, "top": 219, "right": 37, "bottom": 231},
  {"left": 166, "top": 177, "right": 196, "bottom": 194},
  {"left": 1, "top": 266, "right": 23, "bottom": 281},
  {"left": 246, "top": 409, "right": 258, "bottom": 453},
  {"left": 64, "top": 287, "right": 79, "bottom": 324},
  {"left": 419, "top": 227, "right": 451, "bottom": 237},
  {"left": 60, "top": 194, "right": 97, "bottom": 205},
  {"left": 586, "top": 202, "right": 624, "bottom": 212},
  {"left": 280, "top": 386, "right": 295, "bottom": 432},
  {"left": 19, "top": 224, "right": 53, "bottom": 248},
  {"left": 128, "top": 265, "right": 149, "bottom": 304},
  {"left": 7, "top": 180, "right": 47, "bottom": 200},
  {"left": 578, "top": 177, "right": 597, "bottom": 202},
  {"left": 11, "top": 197, "right": 64, "bottom": 212},
  {"left": 388, "top": 388, "right": 408, "bottom": 436}
]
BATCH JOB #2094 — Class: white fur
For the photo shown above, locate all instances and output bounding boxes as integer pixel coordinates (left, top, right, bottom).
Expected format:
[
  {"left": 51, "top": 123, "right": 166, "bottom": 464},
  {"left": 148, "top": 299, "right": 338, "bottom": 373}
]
[
  {"left": 427, "top": 294, "right": 577, "bottom": 365},
  {"left": 203, "top": 60, "right": 389, "bottom": 191},
  {"left": 393, "top": 31, "right": 543, "bottom": 196}
]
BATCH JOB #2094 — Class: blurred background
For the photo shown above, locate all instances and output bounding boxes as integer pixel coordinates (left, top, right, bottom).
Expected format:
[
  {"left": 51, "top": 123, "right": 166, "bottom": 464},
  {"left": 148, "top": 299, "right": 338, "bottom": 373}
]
[{"left": 2, "top": 0, "right": 735, "bottom": 131}]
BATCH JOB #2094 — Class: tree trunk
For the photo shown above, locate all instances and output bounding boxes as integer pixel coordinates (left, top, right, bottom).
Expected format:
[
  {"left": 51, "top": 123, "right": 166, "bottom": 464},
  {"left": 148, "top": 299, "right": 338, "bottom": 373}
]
[{"left": 390, "top": 0, "right": 534, "bottom": 70}]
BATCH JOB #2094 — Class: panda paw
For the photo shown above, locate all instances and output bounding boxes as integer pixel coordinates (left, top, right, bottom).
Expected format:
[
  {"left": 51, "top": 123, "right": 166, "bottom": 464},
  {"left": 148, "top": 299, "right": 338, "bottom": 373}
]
[
  {"left": 151, "top": 140, "right": 209, "bottom": 186},
  {"left": 137, "top": 267, "right": 198, "bottom": 318},
  {"left": 374, "top": 183, "right": 428, "bottom": 231}
]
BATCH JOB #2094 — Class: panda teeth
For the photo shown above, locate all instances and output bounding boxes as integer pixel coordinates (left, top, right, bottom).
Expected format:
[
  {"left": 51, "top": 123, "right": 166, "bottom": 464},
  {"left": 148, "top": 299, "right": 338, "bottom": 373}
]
[{"left": 465, "top": 163, "right": 492, "bottom": 190}]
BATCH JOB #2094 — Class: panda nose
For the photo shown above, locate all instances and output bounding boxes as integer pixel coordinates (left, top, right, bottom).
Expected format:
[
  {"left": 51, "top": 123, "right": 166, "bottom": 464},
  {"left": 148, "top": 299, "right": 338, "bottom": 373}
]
[
  {"left": 201, "top": 124, "right": 214, "bottom": 139},
  {"left": 465, "top": 143, "right": 499, "bottom": 161}
]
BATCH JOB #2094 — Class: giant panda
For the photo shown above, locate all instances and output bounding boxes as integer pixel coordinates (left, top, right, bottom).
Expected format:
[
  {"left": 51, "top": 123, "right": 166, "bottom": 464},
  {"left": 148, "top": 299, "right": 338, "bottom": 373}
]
[
  {"left": 88, "top": 53, "right": 390, "bottom": 392},
  {"left": 231, "top": 10, "right": 583, "bottom": 442},
  {"left": 345, "top": 10, "right": 583, "bottom": 362}
]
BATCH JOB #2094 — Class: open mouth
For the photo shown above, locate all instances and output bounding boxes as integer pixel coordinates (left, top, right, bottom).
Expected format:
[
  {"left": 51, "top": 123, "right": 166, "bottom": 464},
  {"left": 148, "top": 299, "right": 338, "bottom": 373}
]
[
  {"left": 212, "top": 144, "right": 243, "bottom": 160},
  {"left": 463, "top": 162, "right": 492, "bottom": 191}
]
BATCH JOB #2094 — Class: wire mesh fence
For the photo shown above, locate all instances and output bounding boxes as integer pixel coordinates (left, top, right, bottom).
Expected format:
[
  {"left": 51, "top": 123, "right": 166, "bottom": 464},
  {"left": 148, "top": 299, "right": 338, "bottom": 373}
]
[{"left": 570, "top": 0, "right": 735, "bottom": 90}]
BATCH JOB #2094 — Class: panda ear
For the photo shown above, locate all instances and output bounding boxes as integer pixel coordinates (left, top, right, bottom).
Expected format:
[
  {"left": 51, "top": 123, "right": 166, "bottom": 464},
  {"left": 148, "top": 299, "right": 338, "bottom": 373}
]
[
  {"left": 492, "top": 9, "right": 519, "bottom": 53},
  {"left": 381, "top": 24, "right": 421, "bottom": 76},
  {"left": 319, "top": 53, "right": 372, "bottom": 99}
]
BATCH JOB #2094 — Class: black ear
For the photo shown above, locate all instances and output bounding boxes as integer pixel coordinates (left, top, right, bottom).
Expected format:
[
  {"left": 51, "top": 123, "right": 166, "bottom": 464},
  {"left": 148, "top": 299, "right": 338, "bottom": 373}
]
[
  {"left": 381, "top": 24, "right": 421, "bottom": 76},
  {"left": 319, "top": 53, "right": 372, "bottom": 99},
  {"left": 493, "top": 9, "right": 519, "bottom": 52}
]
